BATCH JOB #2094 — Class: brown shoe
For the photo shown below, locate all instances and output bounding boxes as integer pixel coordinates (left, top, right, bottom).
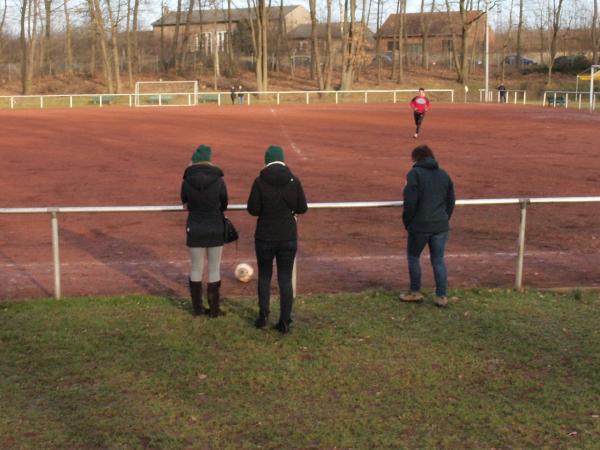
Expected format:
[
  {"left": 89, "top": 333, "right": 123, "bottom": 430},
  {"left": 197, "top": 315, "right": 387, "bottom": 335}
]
[
  {"left": 400, "top": 292, "right": 424, "bottom": 303},
  {"left": 434, "top": 296, "right": 448, "bottom": 308}
]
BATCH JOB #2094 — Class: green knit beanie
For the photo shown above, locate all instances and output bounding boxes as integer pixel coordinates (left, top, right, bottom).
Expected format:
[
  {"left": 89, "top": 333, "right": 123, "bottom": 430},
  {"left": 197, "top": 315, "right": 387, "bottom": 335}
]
[
  {"left": 265, "top": 145, "right": 284, "bottom": 164},
  {"left": 192, "top": 145, "right": 212, "bottom": 163}
]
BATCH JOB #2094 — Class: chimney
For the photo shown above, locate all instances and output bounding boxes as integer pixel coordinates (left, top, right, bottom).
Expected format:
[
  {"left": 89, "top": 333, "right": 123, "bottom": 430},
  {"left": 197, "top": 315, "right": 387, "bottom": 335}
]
[{"left": 163, "top": 5, "right": 170, "bottom": 16}]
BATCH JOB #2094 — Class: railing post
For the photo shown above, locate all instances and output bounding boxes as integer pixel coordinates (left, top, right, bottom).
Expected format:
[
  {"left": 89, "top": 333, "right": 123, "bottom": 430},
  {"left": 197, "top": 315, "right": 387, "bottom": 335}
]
[
  {"left": 542, "top": 91, "right": 547, "bottom": 107},
  {"left": 306, "top": 92, "right": 309, "bottom": 105},
  {"left": 100, "top": 95, "right": 103, "bottom": 108},
  {"left": 523, "top": 91, "right": 527, "bottom": 105},
  {"left": 578, "top": 94, "right": 582, "bottom": 109},
  {"left": 247, "top": 93, "right": 250, "bottom": 105},
  {"left": 515, "top": 199, "right": 529, "bottom": 290},
  {"left": 129, "top": 94, "right": 132, "bottom": 107},
  {"left": 158, "top": 94, "right": 162, "bottom": 106},
  {"left": 70, "top": 96, "right": 73, "bottom": 108},
  {"left": 565, "top": 93, "right": 569, "bottom": 109},
  {"left": 553, "top": 92, "right": 557, "bottom": 107},
  {"left": 364, "top": 91, "right": 368, "bottom": 104},
  {"left": 40, "top": 96, "right": 44, "bottom": 109},
  {"left": 451, "top": 90, "right": 454, "bottom": 103},
  {"left": 335, "top": 91, "right": 339, "bottom": 104},
  {"left": 393, "top": 91, "right": 397, "bottom": 104},
  {"left": 50, "top": 209, "right": 61, "bottom": 299},
  {"left": 10, "top": 96, "right": 14, "bottom": 109},
  {"left": 277, "top": 92, "right": 280, "bottom": 105}
]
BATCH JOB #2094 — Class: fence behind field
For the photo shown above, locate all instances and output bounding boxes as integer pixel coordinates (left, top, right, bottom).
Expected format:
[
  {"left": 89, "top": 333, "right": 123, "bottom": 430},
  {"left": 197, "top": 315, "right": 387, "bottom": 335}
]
[
  {"left": 542, "top": 91, "right": 599, "bottom": 111},
  {"left": 0, "top": 89, "right": 455, "bottom": 110},
  {"left": 478, "top": 89, "right": 527, "bottom": 104},
  {"left": 2, "top": 196, "right": 600, "bottom": 299}
]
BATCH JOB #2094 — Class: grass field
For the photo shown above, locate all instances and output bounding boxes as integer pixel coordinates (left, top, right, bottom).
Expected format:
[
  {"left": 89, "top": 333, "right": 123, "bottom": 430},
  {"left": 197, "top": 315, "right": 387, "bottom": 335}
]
[{"left": 1, "top": 289, "right": 600, "bottom": 449}]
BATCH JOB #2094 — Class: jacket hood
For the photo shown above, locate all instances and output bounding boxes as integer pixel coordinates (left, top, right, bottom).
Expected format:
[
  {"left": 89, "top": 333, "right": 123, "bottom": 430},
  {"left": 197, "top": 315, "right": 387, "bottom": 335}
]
[
  {"left": 414, "top": 157, "right": 439, "bottom": 170},
  {"left": 184, "top": 163, "right": 223, "bottom": 190},
  {"left": 260, "top": 163, "right": 294, "bottom": 187}
]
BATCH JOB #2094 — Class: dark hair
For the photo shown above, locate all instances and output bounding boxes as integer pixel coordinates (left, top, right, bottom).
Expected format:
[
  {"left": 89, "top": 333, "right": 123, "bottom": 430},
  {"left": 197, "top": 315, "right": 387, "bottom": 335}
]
[
  {"left": 418, "top": 87, "right": 425, "bottom": 91},
  {"left": 412, "top": 145, "right": 435, "bottom": 162}
]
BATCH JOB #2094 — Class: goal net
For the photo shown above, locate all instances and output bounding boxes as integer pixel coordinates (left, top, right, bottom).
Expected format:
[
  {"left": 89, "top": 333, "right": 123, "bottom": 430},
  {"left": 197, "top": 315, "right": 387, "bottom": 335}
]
[{"left": 134, "top": 81, "right": 198, "bottom": 107}]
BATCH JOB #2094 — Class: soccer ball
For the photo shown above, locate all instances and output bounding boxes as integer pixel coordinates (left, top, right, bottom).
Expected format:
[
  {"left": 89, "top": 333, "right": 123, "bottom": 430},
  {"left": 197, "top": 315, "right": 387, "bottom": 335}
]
[{"left": 234, "top": 263, "right": 254, "bottom": 283}]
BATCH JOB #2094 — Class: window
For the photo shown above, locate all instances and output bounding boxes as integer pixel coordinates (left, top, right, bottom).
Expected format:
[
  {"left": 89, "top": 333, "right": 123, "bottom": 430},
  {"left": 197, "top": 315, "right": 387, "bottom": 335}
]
[
  {"left": 217, "top": 31, "right": 227, "bottom": 52},
  {"left": 201, "top": 32, "right": 211, "bottom": 54},
  {"left": 190, "top": 34, "right": 199, "bottom": 52}
]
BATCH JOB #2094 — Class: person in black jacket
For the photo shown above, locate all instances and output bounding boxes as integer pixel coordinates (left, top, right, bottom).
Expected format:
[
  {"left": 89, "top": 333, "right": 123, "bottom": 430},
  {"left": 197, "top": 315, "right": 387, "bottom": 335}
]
[
  {"left": 400, "top": 145, "right": 455, "bottom": 307},
  {"left": 181, "top": 145, "right": 228, "bottom": 317},
  {"left": 247, "top": 146, "right": 308, "bottom": 333}
]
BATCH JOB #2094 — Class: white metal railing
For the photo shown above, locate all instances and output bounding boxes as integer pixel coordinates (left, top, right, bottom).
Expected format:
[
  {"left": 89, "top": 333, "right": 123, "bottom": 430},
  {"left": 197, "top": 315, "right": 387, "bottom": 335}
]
[
  {"left": 2, "top": 196, "right": 600, "bottom": 299},
  {"left": 0, "top": 89, "right": 455, "bottom": 110},
  {"left": 542, "top": 91, "right": 599, "bottom": 110},
  {"left": 478, "top": 89, "right": 527, "bottom": 104}
]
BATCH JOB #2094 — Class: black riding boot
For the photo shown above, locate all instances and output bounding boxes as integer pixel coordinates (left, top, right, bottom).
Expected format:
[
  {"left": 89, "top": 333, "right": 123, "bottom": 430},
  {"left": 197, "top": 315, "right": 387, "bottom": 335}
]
[
  {"left": 207, "top": 280, "right": 222, "bottom": 318},
  {"left": 188, "top": 279, "right": 206, "bottom": 316}
]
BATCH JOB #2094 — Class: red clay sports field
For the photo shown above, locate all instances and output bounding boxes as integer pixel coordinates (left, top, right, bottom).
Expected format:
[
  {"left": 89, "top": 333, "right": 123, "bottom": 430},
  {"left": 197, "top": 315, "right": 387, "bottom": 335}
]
[{"left": 1, "top": 102, "right": 599, "bottom": 299}]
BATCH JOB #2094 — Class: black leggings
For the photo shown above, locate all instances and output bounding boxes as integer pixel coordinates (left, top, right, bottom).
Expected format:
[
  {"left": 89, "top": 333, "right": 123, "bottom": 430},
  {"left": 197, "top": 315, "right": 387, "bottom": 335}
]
[{"left": 414, "top": 112, "right": 425, "bottom": 133}]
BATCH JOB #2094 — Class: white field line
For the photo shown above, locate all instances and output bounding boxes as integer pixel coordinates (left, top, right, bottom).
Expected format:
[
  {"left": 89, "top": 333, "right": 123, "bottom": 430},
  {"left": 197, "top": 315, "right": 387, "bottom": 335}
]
[
  {"left": 270, "top": 108, "right": 307, "bottom": 160},
  {"left": 0, "top": 250, "right": 588, "bottom": 270}
]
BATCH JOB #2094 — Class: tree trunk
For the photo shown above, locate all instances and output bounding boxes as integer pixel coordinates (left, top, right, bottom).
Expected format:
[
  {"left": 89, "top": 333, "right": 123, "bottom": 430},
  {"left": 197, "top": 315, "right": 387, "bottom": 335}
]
[
  {"left": 396, "top": 0, "right": 405, "bottom": 82},
  {"left": 106, "top": 0, "right": 122, "bottom": 93},
  {"left": 126, "top": 0, "right": 134, "bottom": 89},
  {"left": 324, "top": 0, "right": 334, "bottom": 89},
  {"left": 309, "top": 0, "right": 324, "bottom": 89},
  {"left": 179, "top": 0, "right": 195, "bottom": 71},
  {"left": 132, "top": 0, "right": 139, "bottom": 72},
  {"left": 63, "top": 0, "right": 73, "bottom": 76},
  {"left": 391, "top": 0, "right": 400, "bottom": 79},
  {"left": 515, "top": 0, "right": 524, "bottom": 69},
  {"left": 252, "top": 0, "right": 268, "bottom": 91},
  {"left": 43, "top": 0, "right": 51, "bottom": 75},
  {"left": 500, "top": 0, "right": 515, "bottom": 83},
  {"left": 20, "top": 0, "right": 39, "bottom": 94},
  {"left": 547, "top": 0, "right": 565, "bottom": 85},
  {"left": 226, "top": 0, "right": 237, "bottom": 75},
  {"left": 593, "top": 0, "right": 599, "bottom": 64},
  {"left": 375, "top": 0, "right": 382, "bottom": 83},
  {"left": 171, "top": 0, "right": 183, "bottom": 70},
  {"left": 340, "top": 0, "right": 356, "bottom": 90},
  {"left": 89, "top": 0, "right": 113, "bottom": 92}
]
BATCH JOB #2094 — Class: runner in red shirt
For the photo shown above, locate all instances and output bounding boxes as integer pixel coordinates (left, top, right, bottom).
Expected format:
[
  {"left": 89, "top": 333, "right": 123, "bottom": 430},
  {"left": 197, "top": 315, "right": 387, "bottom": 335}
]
[{"left": 409, "top": 88, "right": 431, "bottom": 139}]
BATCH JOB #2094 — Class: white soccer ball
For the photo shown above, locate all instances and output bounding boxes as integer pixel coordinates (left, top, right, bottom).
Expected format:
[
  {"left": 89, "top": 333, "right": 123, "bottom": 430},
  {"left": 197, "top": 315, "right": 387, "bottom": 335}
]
[{"left": 235, "top": 263, "right": 254, "bottom": 283}]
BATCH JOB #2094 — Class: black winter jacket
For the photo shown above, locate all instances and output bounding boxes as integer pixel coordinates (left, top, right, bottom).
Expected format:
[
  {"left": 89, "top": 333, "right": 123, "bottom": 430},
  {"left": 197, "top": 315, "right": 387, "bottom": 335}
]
[
  {"left": 247, "top": 163, "right": 308, "bottom": 241},
  {"left": 181, "top": 163, "right": 228, "bottom": 247},
  {"left": 402, "top": 157, "right": 455, "bottom": 234}
]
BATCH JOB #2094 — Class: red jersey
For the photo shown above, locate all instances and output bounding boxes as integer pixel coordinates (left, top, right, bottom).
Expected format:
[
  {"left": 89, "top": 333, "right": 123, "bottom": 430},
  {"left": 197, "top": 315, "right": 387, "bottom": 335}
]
[{"left": 410, "top": 95, "right": 430, "bottom": 114}]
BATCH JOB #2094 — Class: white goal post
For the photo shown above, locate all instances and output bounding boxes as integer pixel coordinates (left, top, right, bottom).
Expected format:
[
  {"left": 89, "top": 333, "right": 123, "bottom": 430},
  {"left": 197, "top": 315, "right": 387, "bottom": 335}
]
[{"left": 134, "top": 80, "right": 198, "bottom": 107}]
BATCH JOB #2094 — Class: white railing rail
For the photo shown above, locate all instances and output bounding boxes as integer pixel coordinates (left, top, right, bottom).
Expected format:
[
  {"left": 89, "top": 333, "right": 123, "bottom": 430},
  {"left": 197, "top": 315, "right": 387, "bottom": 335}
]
[
  {"left": 542, "top": 90, "right": 599, "bottom": 110},
  {"left": 478, "top": 89, "right": 527, "bottom": 104},
  {"left": 0, "top": 89, "right": 456, "bottom": 109},
  {"left": 2, "top": 196, "right": 600, "bottom": 299}
]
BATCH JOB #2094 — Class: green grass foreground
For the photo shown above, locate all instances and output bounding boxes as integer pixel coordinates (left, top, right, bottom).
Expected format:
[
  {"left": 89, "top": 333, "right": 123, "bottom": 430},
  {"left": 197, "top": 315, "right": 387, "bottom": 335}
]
[{"left": 1, "top": 290, "right": 600, "bottom": 449}]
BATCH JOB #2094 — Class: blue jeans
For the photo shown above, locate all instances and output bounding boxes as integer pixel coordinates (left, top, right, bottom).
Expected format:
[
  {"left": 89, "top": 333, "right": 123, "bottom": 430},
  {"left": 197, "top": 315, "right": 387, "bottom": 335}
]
[
  {"left": 407, "top": 231, "right": 448, "bottom": 297},
  {"left": 255, "top": 239, "right": 297, "bottom": 322}
]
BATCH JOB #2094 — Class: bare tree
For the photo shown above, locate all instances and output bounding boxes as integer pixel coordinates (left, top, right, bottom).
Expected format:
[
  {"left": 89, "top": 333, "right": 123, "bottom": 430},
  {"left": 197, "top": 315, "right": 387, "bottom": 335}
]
[
  {"left": 515, "top": 0, "right": 524, "bottom": 68},
  {"left": 63, "top": 0, "right": 73, "bottom": 77},
  {"left": 126, "top": 0, "right": 134, "bottom": 88},
  {"left": 179, "top": 0, "right": 196, "bottom": 72},
  {"left": 0, "top": 0, "right": 8, "bottom": 59},
  {"left": 324, "top": 0, "right": 334, "bottom": 89},
  {"left": 547, "top": 0, "right": 565, "bottom": 84},
  {"left": 249, "top": 0, "right": 268, "bottom": 90},
  {"left": 593, "top": 0, "right": 599, "bottom": 64},
  {"left": 88, "top": 0, "right": 114, "bottom": 91},
  {"left": 106, "top": 0, "right": 122, "bottom": 92},
  {"left": 226, "top": 0, "right": 237, "bottom": 75},
  {"left": 375, "top": 0, "right": 383, "bottom": 82},
  {"left": 171, "top": 0, "right": 183, "bottom": 69},
  {"left": 20, "top": 0, "right": 40, "bottom": 94},
  {"left": 499, "top": 0, "right": 515, "bottom": 82},
  {"left": 390, "top": 0, "right": 401, "bottom": 80},
  {"left": 420, "top": 0, "right": 436, "bottom": 70},
  {"left": 309, "top": 0, "right": 324, "bottom": 89},
  {"left": 444, "top": 0, "right": 487, "bottom": 84}
]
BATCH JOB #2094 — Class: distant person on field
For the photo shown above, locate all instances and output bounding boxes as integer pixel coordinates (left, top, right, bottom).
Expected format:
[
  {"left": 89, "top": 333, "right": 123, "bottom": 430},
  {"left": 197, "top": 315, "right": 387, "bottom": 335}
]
[
  {"left": 247, "top": 146, "right": 308, "bottom": 333},
  {"left": 230, "top": 86, "right": 237, "bottom": 105},
  {"left": 409, "top": 88, "right": 430, "bottom": 139},
  {"left": 238, "top": 85, "right": 245, "bottom": 105},
  {"left": 498, "top": 84, "right": 508, "bottom": 103},
  {"left": 181, "top": 145, "right": 228, "bottom": 317},
  {"left": 400, "top": 145, "right": 455, "bottom": 308}
]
